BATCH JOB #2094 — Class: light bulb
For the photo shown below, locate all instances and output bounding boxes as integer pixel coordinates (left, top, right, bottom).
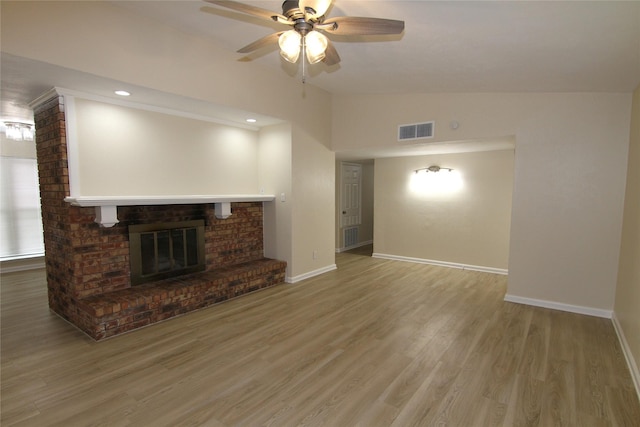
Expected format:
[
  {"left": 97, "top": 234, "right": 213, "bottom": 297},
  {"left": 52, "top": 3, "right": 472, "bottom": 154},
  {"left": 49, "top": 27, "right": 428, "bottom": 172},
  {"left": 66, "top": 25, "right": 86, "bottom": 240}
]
[
  {"left": 305, "top": 31, "right": 328, "bottom": 64},
  {"left": 5, "top": 123, "right": 21, "bottom": 140},
  {"left": 279, "top": 30, "right": 301, "bottom": 63},
  {"left": 21, "top": 126, "right": 34, "bottom": 141}
]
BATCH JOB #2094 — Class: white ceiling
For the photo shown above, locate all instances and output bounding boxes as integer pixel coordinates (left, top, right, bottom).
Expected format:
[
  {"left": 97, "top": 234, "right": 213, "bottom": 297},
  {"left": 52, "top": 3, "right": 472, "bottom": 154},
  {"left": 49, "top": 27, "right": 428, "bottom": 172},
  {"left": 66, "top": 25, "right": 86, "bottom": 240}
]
[{"left": 2, "top": 1, "right": 639, "bottom": 158}]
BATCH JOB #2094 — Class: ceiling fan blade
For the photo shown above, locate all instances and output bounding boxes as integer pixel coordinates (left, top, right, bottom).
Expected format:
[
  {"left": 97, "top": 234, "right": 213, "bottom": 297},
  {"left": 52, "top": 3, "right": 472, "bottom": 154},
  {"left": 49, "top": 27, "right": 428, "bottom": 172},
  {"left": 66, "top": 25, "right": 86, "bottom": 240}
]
[
  {"left": 237, "top": 32, "right": 282, "bottom": 53},
  {"left": 322, "top": 39, "right": 341, "bottom": 66},
  {"left": 318, "top": 16, "right": 405, "bottom": 36},
  {"left": 203, "top": 0, "right": 288, "bottom": 23}
]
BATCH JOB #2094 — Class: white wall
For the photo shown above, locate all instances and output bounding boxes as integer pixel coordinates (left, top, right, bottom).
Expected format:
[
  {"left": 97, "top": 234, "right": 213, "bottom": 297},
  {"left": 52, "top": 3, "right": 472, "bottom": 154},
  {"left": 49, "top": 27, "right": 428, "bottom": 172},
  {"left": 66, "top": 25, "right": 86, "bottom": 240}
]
[
  {"left": 374, "top": 149, "right": 514, "bottom": 271},
  {"left": 333, "top": 92, "right": 631, "bottom": 313}
]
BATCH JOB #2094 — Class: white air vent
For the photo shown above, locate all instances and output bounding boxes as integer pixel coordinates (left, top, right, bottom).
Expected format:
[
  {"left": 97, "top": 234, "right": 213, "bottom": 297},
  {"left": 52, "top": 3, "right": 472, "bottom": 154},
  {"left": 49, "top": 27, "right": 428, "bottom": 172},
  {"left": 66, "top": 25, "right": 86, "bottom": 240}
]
[{"left": 398, "top": 121, "right": 434, "bottom": 141}]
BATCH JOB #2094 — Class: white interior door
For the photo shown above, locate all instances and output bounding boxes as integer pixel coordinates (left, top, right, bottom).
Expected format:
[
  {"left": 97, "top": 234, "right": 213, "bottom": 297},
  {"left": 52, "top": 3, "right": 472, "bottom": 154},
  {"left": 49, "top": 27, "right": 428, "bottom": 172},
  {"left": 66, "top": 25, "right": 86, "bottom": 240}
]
[{"left": 341, "top": 163, "right": 362, "bottom": 228}]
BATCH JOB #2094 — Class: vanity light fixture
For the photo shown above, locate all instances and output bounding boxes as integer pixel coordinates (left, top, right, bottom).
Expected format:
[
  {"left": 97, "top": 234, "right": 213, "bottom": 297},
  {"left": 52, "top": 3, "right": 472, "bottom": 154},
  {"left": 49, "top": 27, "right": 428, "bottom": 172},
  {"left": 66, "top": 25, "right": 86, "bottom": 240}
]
[{"left": 414, "top": 165, "right": 453, "bottom": 174}]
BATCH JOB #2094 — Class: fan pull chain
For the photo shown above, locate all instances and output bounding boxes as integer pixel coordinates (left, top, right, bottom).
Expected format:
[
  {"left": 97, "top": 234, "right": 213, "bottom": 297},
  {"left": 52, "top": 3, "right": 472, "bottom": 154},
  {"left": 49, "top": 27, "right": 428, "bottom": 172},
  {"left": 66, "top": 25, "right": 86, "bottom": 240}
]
[{"left": 301, "top": 37, "right": 307, "bottom": 84}]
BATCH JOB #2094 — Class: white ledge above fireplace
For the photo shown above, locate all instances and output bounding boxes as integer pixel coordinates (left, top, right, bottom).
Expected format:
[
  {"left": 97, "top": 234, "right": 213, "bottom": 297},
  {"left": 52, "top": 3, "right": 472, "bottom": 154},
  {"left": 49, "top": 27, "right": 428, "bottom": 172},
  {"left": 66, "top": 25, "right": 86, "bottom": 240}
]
[{"left": 64, "top": 195, "right": 276, "bottom": 227}]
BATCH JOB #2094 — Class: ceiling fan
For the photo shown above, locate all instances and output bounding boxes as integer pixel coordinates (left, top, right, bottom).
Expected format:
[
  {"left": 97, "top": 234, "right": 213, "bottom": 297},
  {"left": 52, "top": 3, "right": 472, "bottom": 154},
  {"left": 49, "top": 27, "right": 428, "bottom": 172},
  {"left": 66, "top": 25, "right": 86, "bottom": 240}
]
[{"left": 203, "top": 0, "right": 405, "bottom": 67}]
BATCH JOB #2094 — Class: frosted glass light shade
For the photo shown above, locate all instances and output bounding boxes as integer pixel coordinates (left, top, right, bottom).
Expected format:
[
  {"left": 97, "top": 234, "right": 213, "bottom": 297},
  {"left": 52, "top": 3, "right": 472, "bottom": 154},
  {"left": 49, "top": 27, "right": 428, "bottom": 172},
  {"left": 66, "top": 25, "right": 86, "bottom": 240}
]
[
  {"left": 300, "top": 0, "right": 332, "bottom": 17},
  {"left": 305, "top": 31, "right": 328, "bottom": 64},
  {"left": 279, "top": 30, "right": 301, "bottom": 63}
]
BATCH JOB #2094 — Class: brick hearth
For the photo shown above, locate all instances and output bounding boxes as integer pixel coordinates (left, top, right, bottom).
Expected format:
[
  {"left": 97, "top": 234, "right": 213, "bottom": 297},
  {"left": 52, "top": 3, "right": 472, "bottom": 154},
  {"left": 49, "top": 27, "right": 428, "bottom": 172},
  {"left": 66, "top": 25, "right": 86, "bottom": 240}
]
[{"left": 33, "top": 94, "right": 286, "bottom": 340}]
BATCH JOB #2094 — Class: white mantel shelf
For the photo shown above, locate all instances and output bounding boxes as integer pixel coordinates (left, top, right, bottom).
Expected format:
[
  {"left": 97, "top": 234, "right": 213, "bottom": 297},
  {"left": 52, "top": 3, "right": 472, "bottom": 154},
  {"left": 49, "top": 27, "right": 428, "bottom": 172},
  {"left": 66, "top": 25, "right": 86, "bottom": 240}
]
[{"left": 64, "top": 195, "right": 276, "bottom": 227}]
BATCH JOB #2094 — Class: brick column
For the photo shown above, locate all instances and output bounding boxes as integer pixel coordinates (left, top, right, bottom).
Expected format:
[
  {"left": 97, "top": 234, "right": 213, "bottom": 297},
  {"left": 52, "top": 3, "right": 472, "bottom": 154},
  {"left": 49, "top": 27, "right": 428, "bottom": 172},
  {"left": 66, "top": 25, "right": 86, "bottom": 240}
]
[{"left": 33, "top": 95, "right": 76, "bottom": 321}]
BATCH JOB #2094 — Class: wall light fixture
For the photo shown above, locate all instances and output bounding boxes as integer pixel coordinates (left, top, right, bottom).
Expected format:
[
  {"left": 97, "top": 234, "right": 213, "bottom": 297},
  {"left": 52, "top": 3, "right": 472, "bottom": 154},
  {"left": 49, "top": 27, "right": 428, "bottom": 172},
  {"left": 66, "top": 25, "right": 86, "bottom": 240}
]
[
  {"left": 414, "top": 165, "right": 453, "bottom": 174},
  {"left": 410, "top": 165, "right": 463, "bottom": 195}
]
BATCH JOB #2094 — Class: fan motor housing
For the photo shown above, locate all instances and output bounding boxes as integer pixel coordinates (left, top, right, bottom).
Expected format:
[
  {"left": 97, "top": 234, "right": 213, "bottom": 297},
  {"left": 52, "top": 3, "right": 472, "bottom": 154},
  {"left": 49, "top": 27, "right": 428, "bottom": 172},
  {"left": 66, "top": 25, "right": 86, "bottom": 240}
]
[{"left": 282, "top": 0, "right": 303, "bottom": 19}]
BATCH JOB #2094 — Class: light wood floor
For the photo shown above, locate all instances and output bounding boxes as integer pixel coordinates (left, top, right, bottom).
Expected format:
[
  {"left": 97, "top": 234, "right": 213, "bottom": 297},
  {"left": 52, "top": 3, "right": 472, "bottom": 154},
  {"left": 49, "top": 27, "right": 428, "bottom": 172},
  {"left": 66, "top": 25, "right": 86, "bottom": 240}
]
[{"left": 2, "top": 247, "right": 639, "bottom": 426}]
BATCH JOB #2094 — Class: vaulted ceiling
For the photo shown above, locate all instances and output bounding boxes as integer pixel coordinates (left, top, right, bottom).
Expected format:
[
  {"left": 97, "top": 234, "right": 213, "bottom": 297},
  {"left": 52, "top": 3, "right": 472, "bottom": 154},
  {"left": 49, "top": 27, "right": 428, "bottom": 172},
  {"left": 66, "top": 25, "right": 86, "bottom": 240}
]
[
  {"left": 2, "top": 1, "right": 639, "bottom": 129},
  {"left": 112, "top": 0, "right": 640, "bottom": 94}
]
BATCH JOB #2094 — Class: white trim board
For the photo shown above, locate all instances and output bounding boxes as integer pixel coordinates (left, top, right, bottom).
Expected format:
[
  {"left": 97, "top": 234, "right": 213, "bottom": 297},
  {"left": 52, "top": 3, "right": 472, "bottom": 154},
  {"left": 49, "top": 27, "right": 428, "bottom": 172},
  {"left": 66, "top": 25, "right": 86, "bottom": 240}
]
[
  {"left": 286, "top": 264, "right": 337, "bottom": 284},
  {"left": 503, "top": 294, "right": 612, "bottom": 319},
  {"left": 372, "top": 253, "right": 508, "bottom": 275},
  {"left": 612, "top": 313, "right": 640, "bottom": 402}
]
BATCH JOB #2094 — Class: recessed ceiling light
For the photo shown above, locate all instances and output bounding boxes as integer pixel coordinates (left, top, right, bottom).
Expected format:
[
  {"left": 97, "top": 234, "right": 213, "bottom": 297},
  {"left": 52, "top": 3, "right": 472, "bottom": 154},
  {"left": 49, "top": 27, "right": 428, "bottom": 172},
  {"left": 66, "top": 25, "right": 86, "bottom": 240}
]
[
  {"left": 246, "top": 118, "right": 257, "bottom": 123},
  {"left": 115, "top": 90, "right": 130, "bottom": 96}
]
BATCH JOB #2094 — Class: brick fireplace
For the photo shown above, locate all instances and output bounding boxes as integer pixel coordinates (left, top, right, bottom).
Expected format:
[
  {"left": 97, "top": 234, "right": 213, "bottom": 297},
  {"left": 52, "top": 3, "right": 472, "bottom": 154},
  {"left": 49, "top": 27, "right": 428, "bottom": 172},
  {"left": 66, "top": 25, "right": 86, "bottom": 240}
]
[{"left": 33, "top": 93, "right": 286, "bottom": 340}]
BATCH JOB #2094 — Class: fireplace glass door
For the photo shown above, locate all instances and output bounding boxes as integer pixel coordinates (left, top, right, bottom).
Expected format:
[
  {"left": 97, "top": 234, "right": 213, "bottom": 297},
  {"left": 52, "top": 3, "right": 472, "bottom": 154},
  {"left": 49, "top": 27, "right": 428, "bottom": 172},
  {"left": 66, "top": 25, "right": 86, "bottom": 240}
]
[{"left": 129, "top": 220, "right": 205, "bottom": 285}]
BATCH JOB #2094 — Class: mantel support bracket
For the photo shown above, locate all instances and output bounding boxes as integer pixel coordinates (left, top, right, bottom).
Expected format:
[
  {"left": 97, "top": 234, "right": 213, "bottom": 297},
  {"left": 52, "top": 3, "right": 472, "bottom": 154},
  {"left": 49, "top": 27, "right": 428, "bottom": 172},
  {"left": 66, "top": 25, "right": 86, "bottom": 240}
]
[
  {"left": 94, "top": 206, "right": 119, "bottom": 228},
  {"left": 92, "top": 202, "right": 233, "bottom": 227},
  {"left": 214, "top": 202, "right": 232, "bottom": 220}
]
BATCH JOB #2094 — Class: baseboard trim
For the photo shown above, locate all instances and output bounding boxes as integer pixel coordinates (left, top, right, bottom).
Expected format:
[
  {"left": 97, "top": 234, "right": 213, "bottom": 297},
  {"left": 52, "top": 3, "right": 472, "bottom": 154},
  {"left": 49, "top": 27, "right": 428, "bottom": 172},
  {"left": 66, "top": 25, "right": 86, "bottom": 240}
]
[
  {"left": 612, "top": 312, "right": 640, "bottom": 402},
  {"left": 0, "top": 256, "right": 46, "bottom": 274},
  {"left": 371, "top": 253, "right": 508, "bottom": 275},
  {"left": 336, "top": 240, "right": 373, "bottom": 253},
  {"left": 286, "top": 264, "right": 337, "bottom": 284},
  {"left": 503, "top": 294, "right": 612, "bottom": 319}
]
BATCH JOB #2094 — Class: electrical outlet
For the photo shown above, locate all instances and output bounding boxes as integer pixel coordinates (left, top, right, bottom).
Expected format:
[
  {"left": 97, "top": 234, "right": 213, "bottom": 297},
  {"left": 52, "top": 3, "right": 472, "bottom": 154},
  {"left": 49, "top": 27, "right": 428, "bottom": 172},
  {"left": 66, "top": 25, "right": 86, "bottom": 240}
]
[{"left": 312, "top": 250, "right": 318, "bottom": 260}]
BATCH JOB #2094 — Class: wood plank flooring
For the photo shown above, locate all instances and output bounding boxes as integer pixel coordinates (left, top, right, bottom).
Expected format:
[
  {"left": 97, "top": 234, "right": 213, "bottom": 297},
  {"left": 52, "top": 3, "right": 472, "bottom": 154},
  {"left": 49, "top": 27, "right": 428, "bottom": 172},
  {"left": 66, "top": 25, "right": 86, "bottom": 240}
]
[{"left": 2, "top": 246, "right": 639, "bottom": 426}]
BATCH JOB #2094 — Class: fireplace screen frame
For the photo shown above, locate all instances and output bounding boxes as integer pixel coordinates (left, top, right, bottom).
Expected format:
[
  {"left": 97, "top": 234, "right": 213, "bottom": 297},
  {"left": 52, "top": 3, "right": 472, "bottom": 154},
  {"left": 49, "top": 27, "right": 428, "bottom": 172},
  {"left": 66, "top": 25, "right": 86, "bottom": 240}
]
[{"left": 129, "top": 220, "right": 206, "bottom": 286}]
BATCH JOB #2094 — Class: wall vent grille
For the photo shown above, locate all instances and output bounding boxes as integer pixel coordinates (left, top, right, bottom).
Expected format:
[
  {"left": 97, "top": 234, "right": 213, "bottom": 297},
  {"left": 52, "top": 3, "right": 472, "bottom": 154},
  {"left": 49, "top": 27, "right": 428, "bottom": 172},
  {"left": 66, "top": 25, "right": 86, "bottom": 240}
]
[
  {"left": 344, "top": 226, "right": 359, "bottom": 248},
  {"left": 398, "top": 122, "right": 434, "bottom": 141}
]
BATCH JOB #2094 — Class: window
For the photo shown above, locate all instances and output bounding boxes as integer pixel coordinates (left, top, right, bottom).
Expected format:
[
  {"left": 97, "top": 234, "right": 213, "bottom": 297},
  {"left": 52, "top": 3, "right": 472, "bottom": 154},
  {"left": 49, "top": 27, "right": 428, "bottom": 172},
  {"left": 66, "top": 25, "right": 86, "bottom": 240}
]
[{"left": 0, "top": 157, "right": 44, "bottom": 259}]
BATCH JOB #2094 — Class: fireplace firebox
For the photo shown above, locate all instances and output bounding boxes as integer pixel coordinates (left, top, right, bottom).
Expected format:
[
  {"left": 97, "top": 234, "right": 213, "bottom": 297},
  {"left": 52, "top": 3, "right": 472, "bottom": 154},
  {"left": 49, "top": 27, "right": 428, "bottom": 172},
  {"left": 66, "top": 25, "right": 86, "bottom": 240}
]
[{"left": 129, "top": 220, "right": 206, "bottom": 285}]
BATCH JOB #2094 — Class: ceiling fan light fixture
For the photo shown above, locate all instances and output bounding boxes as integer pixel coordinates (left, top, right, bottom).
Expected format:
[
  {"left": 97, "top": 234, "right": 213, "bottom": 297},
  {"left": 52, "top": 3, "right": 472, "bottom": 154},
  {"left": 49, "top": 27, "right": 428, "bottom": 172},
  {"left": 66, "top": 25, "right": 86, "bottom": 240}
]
[
  {"left": 205, "top": 0, "right": 405, "bottom": 71},
  {"left": 278, "top": 29, "right": 302, "bottom": 63},
  {"left": 305, "top": 31, "right": 328, "bottom": 64}
]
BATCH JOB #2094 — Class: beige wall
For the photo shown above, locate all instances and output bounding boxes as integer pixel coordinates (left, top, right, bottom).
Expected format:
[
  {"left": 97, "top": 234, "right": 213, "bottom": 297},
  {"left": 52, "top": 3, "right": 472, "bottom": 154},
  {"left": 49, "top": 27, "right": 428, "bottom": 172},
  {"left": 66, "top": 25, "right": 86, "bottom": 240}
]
[
  {"left": 614, "top": 85, "right": 640, "bottom": 383},
  {"left": 259, "top": 123, "right": 293, "bottom": 276},
  {"left": 508, "top": 95, "right": 630, "bottom": 312},
  {"left": 374, "top": 150, "right": 514, "bottom": 270},
  {"left": 73, "top": 98, "right": 259, "bottom": 196},
  {"left": 334, "top": 92, "right": 631, "bottom": 312},
  {"left": 291, "top": 125, "right": 336, "bottom": 279}
]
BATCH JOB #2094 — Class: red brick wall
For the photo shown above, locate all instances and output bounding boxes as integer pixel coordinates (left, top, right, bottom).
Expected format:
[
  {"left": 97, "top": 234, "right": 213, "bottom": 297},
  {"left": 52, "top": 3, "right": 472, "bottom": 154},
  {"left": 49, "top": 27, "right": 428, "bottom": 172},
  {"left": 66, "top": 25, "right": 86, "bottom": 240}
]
[
  {"left": 33, "top": 95, "right": 269, "bottom": 333},
  {"left": 34, "top": 95, "right": 75, "bottom": 319}
]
